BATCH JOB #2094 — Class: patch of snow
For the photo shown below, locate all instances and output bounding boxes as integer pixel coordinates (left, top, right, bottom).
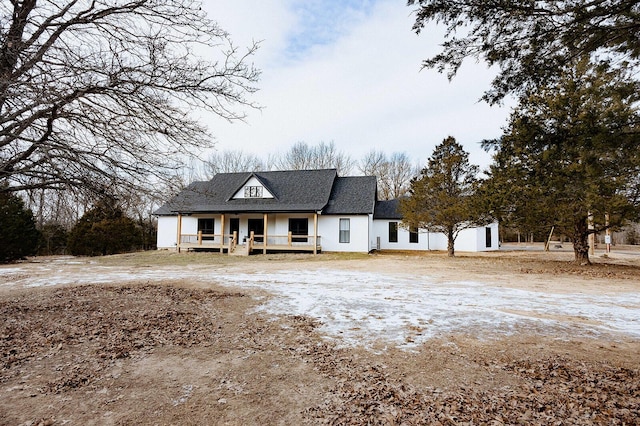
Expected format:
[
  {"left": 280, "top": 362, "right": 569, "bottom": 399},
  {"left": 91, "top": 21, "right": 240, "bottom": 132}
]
[
  {"left": 0, "top": 268, "right": 24, "bottom": 274},
  {"left": 219, "top": 269, "right": 640, "bottom": 348}
]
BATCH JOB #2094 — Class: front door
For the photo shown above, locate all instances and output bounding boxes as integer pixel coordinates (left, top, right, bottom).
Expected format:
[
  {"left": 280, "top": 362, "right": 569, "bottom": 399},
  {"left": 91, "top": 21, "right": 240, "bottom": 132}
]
[
  {"left": 247, "top": 218, "right": 264, "bottom": 242},
  {"left": 230, "top": 218, "right": 240, "bottom": 242}
]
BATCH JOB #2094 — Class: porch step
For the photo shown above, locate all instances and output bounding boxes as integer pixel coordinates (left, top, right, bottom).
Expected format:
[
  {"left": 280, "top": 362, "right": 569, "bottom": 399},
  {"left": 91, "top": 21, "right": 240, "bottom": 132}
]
[{"left": 229, "top": 245, "right": 249, "bottom": 256}]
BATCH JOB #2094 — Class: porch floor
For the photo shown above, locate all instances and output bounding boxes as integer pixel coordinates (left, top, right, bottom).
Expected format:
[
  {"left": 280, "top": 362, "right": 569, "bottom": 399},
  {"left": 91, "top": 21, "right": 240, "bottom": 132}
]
[{"left": 179, "top": 243, "right": 321, "bottom": 254}]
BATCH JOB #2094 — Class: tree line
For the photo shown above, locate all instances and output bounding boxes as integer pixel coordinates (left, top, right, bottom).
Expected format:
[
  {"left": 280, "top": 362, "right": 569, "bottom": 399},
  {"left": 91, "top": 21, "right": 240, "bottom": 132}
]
[
  {"left": 194, "top": 141, "right": 419, "bottom": 201},
  {"left": 0, "top": 190, "right": 152, "bottom": 262}
]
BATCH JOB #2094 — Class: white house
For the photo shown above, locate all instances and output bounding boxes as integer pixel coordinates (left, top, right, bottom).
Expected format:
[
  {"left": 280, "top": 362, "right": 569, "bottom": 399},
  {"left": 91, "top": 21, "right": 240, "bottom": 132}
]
[{"left": 154, "top": 169, "right": 499, "bottom": 255}]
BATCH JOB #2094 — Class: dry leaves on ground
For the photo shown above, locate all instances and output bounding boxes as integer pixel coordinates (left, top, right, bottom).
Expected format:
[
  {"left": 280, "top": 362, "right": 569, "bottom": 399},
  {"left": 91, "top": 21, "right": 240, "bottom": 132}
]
[{"left": 0, "top": 283, "right": 638, "bottom": 425}]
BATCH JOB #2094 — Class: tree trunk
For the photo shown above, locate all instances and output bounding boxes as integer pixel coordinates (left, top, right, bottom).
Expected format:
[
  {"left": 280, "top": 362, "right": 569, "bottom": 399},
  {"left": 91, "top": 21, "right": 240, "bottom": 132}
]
[
  {"left": 447, "top": 228, "right": 455, "bottom": 257},
  {"left": 572, "top": 218, "right": 591, "bottom": 265}
]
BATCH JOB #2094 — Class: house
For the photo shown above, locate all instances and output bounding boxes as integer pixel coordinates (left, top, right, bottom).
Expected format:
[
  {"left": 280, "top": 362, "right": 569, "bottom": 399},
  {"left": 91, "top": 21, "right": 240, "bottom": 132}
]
[{"left": 154, "top": 169, "right": 499, "bottom": 254}]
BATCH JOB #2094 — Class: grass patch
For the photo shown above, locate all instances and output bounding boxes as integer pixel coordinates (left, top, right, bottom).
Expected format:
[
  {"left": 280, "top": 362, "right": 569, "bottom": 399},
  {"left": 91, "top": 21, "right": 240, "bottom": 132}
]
[{"left": 88, "top": 250, "right": 371, "bottom": 267}]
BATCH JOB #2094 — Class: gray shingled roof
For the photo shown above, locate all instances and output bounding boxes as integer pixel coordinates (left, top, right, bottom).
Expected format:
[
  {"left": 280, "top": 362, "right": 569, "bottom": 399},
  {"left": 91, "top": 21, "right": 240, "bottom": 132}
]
[
  {"left": 323, "top": 176, "right": 377, "bottom": 214},
  {"left": 155, "top": 169, "right": 380, "bottom": 215},
  {"left": 373, "top": 199, "right": 403, "bottom": 219}
]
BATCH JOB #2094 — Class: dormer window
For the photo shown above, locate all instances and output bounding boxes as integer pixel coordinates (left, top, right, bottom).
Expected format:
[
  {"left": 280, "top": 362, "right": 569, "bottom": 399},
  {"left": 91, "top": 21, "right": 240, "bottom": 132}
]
[
  {"left": 244, "top": 185, "right": 263, "bottom": 198},
  {"left": 231, "top": 176, "right": 274, "bottom": 200}
]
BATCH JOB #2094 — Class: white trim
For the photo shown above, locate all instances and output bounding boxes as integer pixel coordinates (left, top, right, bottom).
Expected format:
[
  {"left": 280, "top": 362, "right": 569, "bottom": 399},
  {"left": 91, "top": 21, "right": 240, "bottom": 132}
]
[{"left": 231, "top": 176, "right": 274, "bottom": 199}]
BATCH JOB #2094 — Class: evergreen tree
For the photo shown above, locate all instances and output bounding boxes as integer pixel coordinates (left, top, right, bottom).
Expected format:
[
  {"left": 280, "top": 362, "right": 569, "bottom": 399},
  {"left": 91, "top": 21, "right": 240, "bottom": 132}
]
[
  {"left": 409, "top": 0, "right": 640, "bottom": 103},
  {"left": 400, "top": 137, "right": 489, "bottom": 256},
  {"left": 0, "top": 191, "right": 40, "bottom": 262},
  {"left": 483, "top": 58, "right": 640, "bottom": 264},
  {"left": 68, "top": 197, "right": 143, "bottom": 256}
]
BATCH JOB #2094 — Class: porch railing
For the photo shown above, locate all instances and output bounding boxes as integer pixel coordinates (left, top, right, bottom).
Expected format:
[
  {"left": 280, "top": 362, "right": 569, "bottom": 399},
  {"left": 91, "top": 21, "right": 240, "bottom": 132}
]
[
  {"left": 179, "top": 231, "right": 238, "bottom": 249},
  {"left": 179, "top": 231, "right": 321, "bottom": 252},
  {"left": 245, "top": 233, "right": 320, "bottom": 248},
  {"left": 262, "top": 233, "right": 322, "bottom": 248}
]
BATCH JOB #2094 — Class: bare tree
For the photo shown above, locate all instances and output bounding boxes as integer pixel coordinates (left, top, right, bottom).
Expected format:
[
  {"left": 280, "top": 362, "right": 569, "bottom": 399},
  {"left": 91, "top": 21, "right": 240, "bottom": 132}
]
[
  {"left": 24, "top": 187, "right": 87, "bottom": 229},
  {"left": 358, "top": 150, "right": 417, "bottom": 200},
  {"left": 1, "top": 1, "right": 259, "bottom": 195},
  {"left": 271, "top": 141, "right": 315, "bottom": 171},
  {"left": 358, "top": 150, "right": 387, "bottom": 177},
  {"left": 273, "top": 141, "right": 354, "bottom": 175},
  {"left": 202, "top": 150, "right": 265, "bottom": 178},
  {"left": 384, "top": 152, "right": 417, "bottom": 200}
]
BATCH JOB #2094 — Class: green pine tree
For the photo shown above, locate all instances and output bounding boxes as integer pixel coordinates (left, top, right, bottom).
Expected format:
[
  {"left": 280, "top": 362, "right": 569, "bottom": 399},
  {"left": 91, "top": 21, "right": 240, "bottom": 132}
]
[
  {"left": 400, "top": 136, "right": 490, "bottom": 257},
  {"left": 483, "top": 58, "right": 640, "bottom": 264},
  {"left": 0, "top": 191, "right": 40, "bottom": 262}
]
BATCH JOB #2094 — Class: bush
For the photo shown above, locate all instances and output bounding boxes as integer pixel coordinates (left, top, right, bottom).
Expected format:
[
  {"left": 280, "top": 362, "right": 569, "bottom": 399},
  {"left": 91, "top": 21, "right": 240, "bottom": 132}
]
[
  {"left": 0, "top": 191, "right": 40, "bottom": 262},
  {"left": 67, "top": 198, "right": 143, "bottom": 256}
]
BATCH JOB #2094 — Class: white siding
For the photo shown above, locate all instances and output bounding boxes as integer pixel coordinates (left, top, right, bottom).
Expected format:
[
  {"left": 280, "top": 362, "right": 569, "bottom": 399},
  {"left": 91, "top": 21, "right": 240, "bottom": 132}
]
[
  {"left": 371, "top": 220, "right": 500, "bottom": 252},
  {"left": 180, "top": 216, "right": 199, "bottom": 235},
  {"left": 158, "top": 213, "right": 499, "bottom": 253},
  {"left": 372, "top": 220, "right": 430, "bottom": 250},
  {"left": 318, "top": 215, "right": 370, "bottom": 252},
  {"left": 157, "top": 216, "right": 178, "bottom": 249},
  {"left": 270, "top": 213, "right": 314, "bottom": 236}
]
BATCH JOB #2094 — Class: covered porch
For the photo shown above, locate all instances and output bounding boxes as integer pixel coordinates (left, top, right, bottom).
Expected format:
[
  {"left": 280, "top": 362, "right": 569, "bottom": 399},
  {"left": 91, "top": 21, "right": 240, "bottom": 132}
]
[{"left": 175, "top": 212, "right": 322, "bottom": 255}]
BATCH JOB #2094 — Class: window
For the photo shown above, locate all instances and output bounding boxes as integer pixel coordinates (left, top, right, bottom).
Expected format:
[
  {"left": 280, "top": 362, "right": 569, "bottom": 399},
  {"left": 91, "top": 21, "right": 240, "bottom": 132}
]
[
  {"left": 339, "top": 218, "right": 350, "bottom": 243},
  {"left": 486, "top": 226, "right": 492, "bottom": 248},
  {"left": 198, "top": 218, "right": 215, "bottom": 240},
  {"left": 244, "top": 186, "right": 263, "bottom": 198},
  {"left": 409, "top": 226, "right": 418, "bottom": 243},
  {"left": 247, "top": 218, "right": 264, "bottom": 242},
  {"left": 388, "top": 222, "right": 398, "bottom": 243},
  {"left": 289, "top": 218, "right": 309, "bottom": 243}
]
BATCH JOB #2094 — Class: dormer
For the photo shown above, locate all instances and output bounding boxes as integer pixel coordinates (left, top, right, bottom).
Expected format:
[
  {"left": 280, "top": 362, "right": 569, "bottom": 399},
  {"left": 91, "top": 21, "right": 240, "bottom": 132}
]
[{"left": 230, "top": 174, "right": 275, "bottom": 199}]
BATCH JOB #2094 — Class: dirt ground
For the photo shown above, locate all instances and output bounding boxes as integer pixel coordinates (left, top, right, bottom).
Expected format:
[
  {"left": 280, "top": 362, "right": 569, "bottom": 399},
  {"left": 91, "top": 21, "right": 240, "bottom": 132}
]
[{"left": 0, "top": 245, "right": 639, "bottom": 425}]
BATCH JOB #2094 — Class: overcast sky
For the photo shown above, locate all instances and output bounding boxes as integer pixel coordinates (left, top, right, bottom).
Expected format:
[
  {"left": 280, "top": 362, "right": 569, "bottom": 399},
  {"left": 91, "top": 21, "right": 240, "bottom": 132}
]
[{"left": 201, "top": 0, "right": 514, "bottom": 171}]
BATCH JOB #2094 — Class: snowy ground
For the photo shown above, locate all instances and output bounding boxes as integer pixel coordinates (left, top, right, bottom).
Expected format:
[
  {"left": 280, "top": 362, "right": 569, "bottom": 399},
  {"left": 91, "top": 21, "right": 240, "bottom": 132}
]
[
  {"left": 222, "top": 269, "right": 640, "bottom": 348},
  {"left": 1, "top": 257, "right": 639, "bottom": 349}
]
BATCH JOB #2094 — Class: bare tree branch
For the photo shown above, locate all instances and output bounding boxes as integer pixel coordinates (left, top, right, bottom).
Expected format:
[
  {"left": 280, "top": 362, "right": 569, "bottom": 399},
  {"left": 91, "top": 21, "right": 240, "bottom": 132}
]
[
  {"left": 1, "top": 0, "right": 260, "bottom": 195},
  {"left": 272, "top": 141, "right": 354, "bottom": 176}
]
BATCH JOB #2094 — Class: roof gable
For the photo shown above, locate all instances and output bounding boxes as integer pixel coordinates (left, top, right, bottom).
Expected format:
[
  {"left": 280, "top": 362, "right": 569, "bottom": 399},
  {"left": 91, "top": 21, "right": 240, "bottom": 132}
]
[{"left": 229, "top": 174, "right": 276, "bottom": 200}]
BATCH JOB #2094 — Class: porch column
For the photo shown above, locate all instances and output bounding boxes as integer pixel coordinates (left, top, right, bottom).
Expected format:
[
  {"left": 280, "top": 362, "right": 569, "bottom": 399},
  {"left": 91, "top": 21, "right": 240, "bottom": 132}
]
[
  {"left": 176, "top": 213, "right": 183, "bottom": 253},
  {"left": 263, "top": 213, "right": 268, "bottom": 254},
  {"left": 313, "top": 213, "right": 318, "bottom": 255},
  {"left": 220, "top": 213, "right": 225, "bottom": 252}
]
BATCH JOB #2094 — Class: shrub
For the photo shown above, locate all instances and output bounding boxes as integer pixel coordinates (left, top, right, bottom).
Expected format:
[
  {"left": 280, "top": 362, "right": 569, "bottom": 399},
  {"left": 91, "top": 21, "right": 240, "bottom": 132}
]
[{"left": 67, "top": 198, "right": 143, "bottom": 256}]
